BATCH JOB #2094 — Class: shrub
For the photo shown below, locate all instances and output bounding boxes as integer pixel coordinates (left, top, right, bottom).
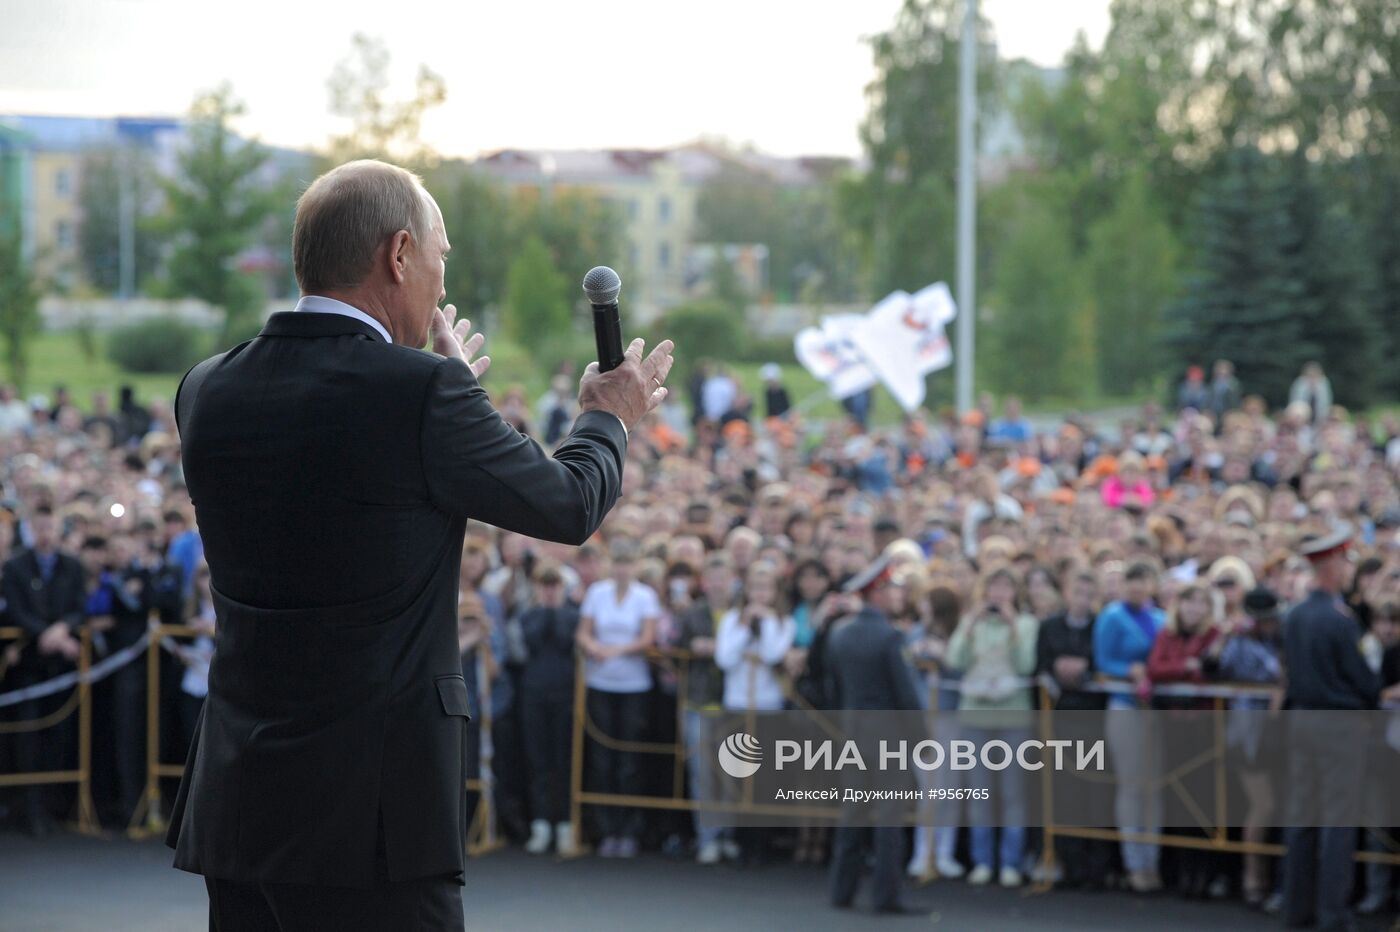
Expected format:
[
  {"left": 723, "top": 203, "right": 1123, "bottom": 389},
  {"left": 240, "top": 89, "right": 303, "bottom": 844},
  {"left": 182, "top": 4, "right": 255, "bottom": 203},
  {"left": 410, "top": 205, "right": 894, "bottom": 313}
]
[
  {"left": 651, "top": 300, "right": 744, "bottom": 379},
  {"left": 107, "top": 318, "right": 209, "bottom": 374}
]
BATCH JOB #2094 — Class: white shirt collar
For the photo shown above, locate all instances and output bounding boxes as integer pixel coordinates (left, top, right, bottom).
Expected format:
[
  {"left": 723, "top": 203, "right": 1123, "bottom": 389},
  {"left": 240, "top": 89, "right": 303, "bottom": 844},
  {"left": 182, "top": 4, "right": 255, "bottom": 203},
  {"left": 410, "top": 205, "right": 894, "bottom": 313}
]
[{"left": 293, "top": 295, "right": 393, "bottom": 344}]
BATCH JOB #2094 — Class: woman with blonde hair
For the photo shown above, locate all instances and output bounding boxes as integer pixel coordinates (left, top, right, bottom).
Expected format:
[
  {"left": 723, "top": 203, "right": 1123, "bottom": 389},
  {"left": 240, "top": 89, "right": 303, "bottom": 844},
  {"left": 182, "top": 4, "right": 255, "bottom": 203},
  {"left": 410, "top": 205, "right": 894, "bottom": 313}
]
[
  {"left": 576, "top": 538, "right": 660, "bottom": 858},
  {"left": 1207, "top": 556, "right": 1256, "bottom": 629}
]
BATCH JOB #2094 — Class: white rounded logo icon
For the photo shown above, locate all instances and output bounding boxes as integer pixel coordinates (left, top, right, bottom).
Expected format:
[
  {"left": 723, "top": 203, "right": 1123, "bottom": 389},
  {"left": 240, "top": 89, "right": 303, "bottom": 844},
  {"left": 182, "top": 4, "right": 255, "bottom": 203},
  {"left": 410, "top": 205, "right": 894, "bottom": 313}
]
[{"left": 717, "top": 732, "right": 763, "bottom": 778}]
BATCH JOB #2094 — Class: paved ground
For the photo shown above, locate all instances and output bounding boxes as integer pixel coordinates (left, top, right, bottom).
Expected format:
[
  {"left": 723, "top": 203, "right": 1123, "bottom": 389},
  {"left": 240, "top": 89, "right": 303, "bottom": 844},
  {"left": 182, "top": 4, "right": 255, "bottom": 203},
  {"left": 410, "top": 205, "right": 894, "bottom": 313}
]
[{"left": 0, "top": 831, "right": 1391, "bottom": 932}]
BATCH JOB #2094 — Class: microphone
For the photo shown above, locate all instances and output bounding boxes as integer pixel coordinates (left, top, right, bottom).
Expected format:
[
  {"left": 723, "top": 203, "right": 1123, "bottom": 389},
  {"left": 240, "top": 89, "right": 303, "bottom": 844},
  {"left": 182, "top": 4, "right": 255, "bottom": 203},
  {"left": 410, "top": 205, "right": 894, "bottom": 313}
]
[{"left": 582, "top": 266, "right": 625, "bottom": 372}]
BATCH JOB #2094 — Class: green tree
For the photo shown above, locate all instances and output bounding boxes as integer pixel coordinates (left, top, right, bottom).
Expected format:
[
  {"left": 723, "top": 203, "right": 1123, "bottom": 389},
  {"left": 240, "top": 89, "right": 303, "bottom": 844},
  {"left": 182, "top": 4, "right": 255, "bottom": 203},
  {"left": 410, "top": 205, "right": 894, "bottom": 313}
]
[
  {"left": 326, "top": 33, "right": 446, "bottom": 166},
  {"left": 1357, "top": 154, "right": 1400, "bottom": 399},
  {"left": 984, "top": 193, "right": 1087, "bottom": 400},
  {"left": 695, "top": 162, "right": 859, "bottom": 302},
  {"left": 653, "top": 300, "right": 744, "bottom": 384},
  {"left": 503, "top": 235, "right": 569, "bottom": 345},
  {"left": 705, "top": 251, "right": 748, "bottom": 316},
  {"left": 1279, "top": 155, "right": 1381, "bottom": 407},
  {"left": 78, "top": 148, "right": 164, "bottom": 293},
  {"left": 840, "top": 0, "right": 997, "bottom": 296},
  {"left": 1168, "top": 147, "right": 1309, "bottom": 405},
  {"left": 508, "top": 190, "right": 624, "bottom": 305},
  {"left": 427, "top": 162, "right": 512, "bottom": 315},
  {"left": 160, "top": 87, "right": 276, "bottom": 343},
  {"left": 0, "top": 227, "right": 41, "bottom": 390},
  {"left": 1083, "top": 172, "right": 1180, "bottom": 395}
]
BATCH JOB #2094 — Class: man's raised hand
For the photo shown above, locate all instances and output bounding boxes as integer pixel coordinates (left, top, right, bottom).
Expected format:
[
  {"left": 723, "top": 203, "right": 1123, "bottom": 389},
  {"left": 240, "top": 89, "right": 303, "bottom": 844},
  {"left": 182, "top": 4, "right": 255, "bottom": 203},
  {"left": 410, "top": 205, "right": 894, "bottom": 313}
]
[
  {"left": 432, "top": 303, "right": 491, "bottom": 378},
  {"left": 577, "top": 337, "right": 676, "bottom": 433}
]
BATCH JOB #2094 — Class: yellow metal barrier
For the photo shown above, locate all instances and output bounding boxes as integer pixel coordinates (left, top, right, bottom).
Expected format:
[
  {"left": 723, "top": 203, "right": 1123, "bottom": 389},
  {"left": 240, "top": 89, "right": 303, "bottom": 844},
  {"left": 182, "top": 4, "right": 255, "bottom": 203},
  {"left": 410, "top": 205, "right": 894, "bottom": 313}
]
[
  {"left": 109, "top": 629, "right": 1400, "bottom": 880},
  {"left": 127, "top": 622, "right": 195, "bottom": 838},
  {"left": 1025, "top": 679, "right": 1400, "bottom": 895},
  {"left": 0, "top": 625, "right": 99, "bottom": 834}
]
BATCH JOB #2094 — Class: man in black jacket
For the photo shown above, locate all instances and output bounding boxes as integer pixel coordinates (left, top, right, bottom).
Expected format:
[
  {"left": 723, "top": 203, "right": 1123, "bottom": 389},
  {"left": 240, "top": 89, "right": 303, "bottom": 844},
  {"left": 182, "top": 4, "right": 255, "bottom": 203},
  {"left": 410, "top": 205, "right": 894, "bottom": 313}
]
[
  {"left": 1280, "top": 525, "right": 1378, "bottom": 932},
  {"left": 824, "top": 555, "right": 925, "bottom": 916},
  {"left": 1033, "top": 569, "right": 1110, "bottom": 888},
  {"left": 166, "top": 159, "right": 673, "bottom": 931},
  {"left": 1, "top": 505, "right": 86, "bottom": 835}
]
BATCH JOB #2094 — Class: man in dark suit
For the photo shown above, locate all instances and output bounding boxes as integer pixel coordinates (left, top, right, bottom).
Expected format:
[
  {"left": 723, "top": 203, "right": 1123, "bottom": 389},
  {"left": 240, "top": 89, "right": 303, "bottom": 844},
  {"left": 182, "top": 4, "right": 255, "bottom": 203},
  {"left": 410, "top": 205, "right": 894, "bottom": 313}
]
[
  {"left": 1280, "top": 525, "right": 1378, "bottom": 932},
  {"left": 165, "top": 159, "right": 673, "bottom": 931},
  {"left": 1, "top": 505, "right": 86, "bottom": 835},
  {"left": 824, "top": 555, "right": 925, "bottom": 916}
]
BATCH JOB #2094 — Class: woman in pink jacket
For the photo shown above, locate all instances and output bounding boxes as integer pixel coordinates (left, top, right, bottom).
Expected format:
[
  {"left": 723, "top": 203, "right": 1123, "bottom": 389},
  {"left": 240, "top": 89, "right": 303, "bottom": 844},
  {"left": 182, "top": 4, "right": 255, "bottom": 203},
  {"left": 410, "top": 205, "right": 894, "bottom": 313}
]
[{"left": 1102, "top": 452, "right": 1156, "bottom": 510}]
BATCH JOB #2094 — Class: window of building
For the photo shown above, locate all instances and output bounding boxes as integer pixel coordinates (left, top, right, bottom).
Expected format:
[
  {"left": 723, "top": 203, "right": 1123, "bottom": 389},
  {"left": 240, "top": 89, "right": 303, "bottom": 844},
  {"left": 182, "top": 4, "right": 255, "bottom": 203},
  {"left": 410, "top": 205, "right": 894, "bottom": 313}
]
[
  {"left": 657, "top": 197, "right": 671, "bottom": 224},
  {"left": 658, "top": 242, "right": 671, "bottom": 270},
  {"left": 55, "top": 219, "right": 73, "bottom": 249},
  {"left": 55, "top": 169, "right": 72, "bottom": 197},
  {"left": 627, "top": 240, "right": 639, "bottom": 269}
]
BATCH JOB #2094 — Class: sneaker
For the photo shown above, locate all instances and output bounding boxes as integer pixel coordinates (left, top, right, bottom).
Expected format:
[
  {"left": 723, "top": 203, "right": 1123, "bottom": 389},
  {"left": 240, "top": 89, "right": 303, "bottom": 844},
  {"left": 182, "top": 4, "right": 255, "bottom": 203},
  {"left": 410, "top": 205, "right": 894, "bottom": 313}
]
[
  {"left": 720, "top": 839, "right": 741, "bottom": 861},
  {"left": 554, "top": 822, "right": 577, "bottom": 857},
  {"left": 598, "top": 836, "right": 620, "bottom": 858},
  {"left": 697, "top": 840, "right": 722, "bottom": 865},
  {"left": 967, "top": 865, "right": 994, "bottom": 886},
  {"left": 935, "top": 856, "right": 966, "bottom": 880},
  {"left": 906, "top": 852, "right": 932, "bottom": 879},
  {"left": 525, "top": 819, "right": 552, "bottom": 855},
  {"left": 617, "top": 837, "right": 639, "bottom": 858},
  {"left": 999, "top": 867, "right": 1023, "bottom": 888},
  {"left": 1261, "top": 891, "right": 1284, "bottom": 915}
]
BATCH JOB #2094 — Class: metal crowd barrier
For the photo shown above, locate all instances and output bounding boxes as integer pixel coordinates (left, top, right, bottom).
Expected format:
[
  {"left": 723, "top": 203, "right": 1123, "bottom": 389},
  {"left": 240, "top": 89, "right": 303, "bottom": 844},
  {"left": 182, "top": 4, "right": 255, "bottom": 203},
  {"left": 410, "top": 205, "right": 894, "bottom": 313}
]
[
  {"left": 1025, "top": 677, "right": 1400, "bottom": 894},
  {"left": 566, "top": 647, "right": 1400, "bottom": 882},
  {"left": 0, "top": 625, "right": 100, "bottom": 834},
  {"left": 37, "top": 630, "right": 1395, "bottom": 880}
]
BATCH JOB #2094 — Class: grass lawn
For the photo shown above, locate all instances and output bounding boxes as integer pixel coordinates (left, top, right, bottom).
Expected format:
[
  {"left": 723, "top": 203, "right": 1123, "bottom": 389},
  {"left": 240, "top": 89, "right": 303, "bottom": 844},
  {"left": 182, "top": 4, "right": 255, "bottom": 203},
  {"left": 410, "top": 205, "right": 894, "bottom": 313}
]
[
  {"left": 19, "top": 326, "right": 1156, "bottom": 427},
  {"left": 25, "top": 329, "right": 183, "bottom": 406}
]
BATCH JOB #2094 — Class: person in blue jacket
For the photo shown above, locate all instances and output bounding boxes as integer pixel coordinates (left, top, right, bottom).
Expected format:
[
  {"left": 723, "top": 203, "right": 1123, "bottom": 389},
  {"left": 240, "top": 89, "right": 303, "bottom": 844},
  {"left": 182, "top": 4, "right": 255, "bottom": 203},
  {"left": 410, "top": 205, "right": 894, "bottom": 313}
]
[{"left": 1093, "top": 560, "right": 1165, "bottom": 894}]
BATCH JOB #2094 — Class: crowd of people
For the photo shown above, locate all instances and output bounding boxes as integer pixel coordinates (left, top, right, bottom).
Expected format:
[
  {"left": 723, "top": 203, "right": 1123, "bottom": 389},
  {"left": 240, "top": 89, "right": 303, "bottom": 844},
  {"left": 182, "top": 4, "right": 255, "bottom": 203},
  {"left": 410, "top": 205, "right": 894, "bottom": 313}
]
[{"left": 2, "top": 357, "right": 1400, "bottom": 923}]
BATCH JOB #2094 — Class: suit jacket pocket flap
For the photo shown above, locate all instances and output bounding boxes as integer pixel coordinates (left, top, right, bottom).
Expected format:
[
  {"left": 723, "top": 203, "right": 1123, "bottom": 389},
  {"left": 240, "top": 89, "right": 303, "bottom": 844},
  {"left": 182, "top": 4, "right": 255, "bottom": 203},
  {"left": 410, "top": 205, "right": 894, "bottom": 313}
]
[{"left": 435, "top": 674, "right": 472, "bottom": 719}]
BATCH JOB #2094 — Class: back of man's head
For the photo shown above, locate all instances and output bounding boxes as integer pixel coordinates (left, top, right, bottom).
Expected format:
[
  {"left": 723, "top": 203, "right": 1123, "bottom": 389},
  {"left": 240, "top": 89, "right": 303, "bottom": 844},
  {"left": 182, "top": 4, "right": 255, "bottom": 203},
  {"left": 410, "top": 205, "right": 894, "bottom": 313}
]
[{"left": 293, "top": 159, "right": 430, "bottom": 294}]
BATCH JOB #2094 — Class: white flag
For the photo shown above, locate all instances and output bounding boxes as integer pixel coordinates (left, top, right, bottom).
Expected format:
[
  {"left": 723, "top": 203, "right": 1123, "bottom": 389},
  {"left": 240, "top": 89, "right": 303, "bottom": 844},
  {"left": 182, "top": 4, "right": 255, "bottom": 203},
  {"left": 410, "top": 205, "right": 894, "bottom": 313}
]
[
  {"left": 910, "top": 281, "right": 957, "bottom": 328},
  {"left": 793, "top": 313, "right": 878, "bottom": 400},
  {"left": 846, "top": 286, "right": 956, "bottom": 412}
]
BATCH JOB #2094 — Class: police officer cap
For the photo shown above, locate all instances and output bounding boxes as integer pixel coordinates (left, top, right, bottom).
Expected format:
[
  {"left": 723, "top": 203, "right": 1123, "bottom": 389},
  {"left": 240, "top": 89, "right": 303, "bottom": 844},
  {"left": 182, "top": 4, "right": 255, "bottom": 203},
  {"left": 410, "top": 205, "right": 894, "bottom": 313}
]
[
  {"left": 1298, "top": 522, "right": 1353, "bottom": 562},
  {"left": 842, "top": 553, "right": 894, "bottom": 594}
]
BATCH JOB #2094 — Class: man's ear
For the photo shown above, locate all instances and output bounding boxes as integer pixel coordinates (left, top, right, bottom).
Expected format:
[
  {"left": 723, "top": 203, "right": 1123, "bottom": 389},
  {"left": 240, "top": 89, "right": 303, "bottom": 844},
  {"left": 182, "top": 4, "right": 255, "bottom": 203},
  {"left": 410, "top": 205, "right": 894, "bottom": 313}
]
[{"left": 388, "top": 230, "right": 412, "bottom": 284}]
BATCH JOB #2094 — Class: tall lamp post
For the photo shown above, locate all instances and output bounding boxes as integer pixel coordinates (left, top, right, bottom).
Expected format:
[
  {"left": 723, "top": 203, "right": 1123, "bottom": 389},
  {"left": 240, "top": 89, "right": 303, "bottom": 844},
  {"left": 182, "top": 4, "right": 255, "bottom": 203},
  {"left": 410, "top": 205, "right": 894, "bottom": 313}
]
[{"left": 954, "top": 0, "right": 978, "bottom": 413}]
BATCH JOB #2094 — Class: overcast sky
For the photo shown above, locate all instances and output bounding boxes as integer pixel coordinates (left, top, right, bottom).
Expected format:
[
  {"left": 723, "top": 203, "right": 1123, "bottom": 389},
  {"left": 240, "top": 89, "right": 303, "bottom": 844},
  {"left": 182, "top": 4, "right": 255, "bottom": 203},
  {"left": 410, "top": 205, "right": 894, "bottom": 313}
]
[{"left": 0, "top": 0, "right": 1110, "bottom": 158}]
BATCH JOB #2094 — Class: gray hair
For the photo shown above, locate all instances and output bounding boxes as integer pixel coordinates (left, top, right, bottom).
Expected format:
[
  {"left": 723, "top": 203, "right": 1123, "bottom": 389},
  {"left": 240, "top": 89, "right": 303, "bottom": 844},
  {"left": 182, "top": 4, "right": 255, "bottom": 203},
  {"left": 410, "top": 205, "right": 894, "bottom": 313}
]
[{"left": 292, "top": 159, "right": 434, "bottom": 293}]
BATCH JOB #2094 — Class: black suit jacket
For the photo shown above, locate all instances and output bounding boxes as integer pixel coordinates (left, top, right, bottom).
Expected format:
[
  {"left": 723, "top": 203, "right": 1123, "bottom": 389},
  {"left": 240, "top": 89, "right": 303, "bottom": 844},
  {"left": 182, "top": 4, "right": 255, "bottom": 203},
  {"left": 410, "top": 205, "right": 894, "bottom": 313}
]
[
  {"left": 1, "top": 549, "right": 87, "bottom": 669},
  {"left": 165, "top": 310, "right": 626, "bottom": 887}
]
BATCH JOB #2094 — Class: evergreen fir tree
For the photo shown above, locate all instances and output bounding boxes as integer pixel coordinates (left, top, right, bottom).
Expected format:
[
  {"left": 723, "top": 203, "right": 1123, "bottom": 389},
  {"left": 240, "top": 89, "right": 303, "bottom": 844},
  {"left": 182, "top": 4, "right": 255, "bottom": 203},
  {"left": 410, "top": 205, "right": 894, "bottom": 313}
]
[
  {"left": 1280, "top": 155, "right": 1381, "bottom": 408},
  {"left": 1167, "top": 147, "right": 1311, "bottom": 406}
]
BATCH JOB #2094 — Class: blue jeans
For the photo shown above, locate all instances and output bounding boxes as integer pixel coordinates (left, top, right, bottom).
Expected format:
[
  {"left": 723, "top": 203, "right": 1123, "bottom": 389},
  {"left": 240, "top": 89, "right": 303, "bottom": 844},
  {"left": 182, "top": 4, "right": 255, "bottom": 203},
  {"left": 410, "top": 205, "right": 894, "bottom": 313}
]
[
  {"left": 964, "top": 725, "right": 1028, "bottom": 871},
  {"left": 683, "top": 708, "right": 722, "bottom": 846},
  {"left": 1106, "top": 707, "right": 1161, "bottom": 874}
]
